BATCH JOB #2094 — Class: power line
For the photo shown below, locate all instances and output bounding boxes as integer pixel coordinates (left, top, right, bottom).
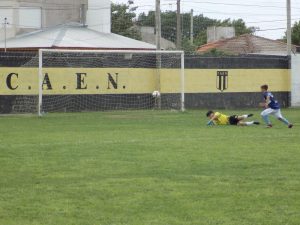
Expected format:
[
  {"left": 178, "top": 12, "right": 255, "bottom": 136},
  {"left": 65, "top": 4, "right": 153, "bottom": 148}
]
[
  {"left": 165, "top": 0, "right": 300, "bottom": 10},
  {"left": 188, "top": 5, "right": 300, "bottom": 17},
  {"left": 246, "top": 18, "right": 300, "bottom": 24},
  {"left": 192, "top": 10, "right": 293, "bottom": 17},
  {"left": 162, "top": 0, "right": 288, "bottom": 4},
  {"left": 255, "top": 27, "right": 286, "bottom": 31}
]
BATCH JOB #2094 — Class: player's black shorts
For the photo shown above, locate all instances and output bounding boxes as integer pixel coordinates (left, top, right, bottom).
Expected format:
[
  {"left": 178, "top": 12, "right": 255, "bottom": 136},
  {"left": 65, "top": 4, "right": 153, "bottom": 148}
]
[{"left": 229, "top": 115, "right": 239, "bottom": 125}]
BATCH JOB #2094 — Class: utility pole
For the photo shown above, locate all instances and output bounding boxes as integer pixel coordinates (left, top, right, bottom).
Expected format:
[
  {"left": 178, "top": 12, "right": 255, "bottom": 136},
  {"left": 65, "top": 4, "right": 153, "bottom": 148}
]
[
  {"left": 3, "top": 18, "right": 9, "bottom": 52},
  {"left": 190, "top": 9, "right": 194, "bottom": 44},
  {"left": 176, "top": 0, "right": 182, "bottom": 49},
  {"left": 287, "top": 0, "right": 292, "bottom": 56},
  {"left": 155, "top": 0, "right": 161, "bottom": 50},
  {"left": 287, "top": 0, "right": 292, "bottom": 108}
]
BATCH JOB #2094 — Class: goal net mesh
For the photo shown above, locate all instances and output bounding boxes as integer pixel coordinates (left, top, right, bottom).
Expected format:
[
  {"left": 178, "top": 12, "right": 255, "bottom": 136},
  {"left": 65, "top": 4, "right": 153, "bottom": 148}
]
[
  {"left": 5, "top": 53, "right": 39, "bottom": 114},
  {"left": 34, "top": 50, "right": 184, "bottom": 114}
]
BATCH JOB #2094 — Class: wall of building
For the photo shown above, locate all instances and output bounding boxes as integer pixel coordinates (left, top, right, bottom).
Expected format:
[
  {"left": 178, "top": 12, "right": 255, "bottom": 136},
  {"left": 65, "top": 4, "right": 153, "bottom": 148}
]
[
  {"left": 40, "top": 0, "right": 87, "bottom": 28},
  {"left": 138, "top": 26, "right": 176, "bottom": 50},
  {"left": 0, "top": 1, "right": 18, "bottom": 41},
  {"left": 207, "top": 26, "right": 235, "bottom": 43},
  {"left": 86, "top": 0, "right": 111, "bottom": 33},
  {"left": 0, "top": 0, "right": 87, "bottom": 41}
]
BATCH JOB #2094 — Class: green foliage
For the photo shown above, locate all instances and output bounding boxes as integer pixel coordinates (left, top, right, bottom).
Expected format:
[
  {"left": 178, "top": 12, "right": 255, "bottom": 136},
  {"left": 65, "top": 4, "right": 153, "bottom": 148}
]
[
  {"left": 192, "top": 17, "right": 254, "bottom": 47},
  {"left": 111, "top": 3, "right": 255, "bottom": 51},
  {"left": 221, "top": 18, "right": 254, "bottom": 36},
  {"left": 282, "top": 20, "right": 300, "bottom": 46},
  {"left": 202, "top": 48, "right": 233, "bottom": 56},
  {"left": 0, "top": 110, "right": 300, "bottom": 225},
  {"left": 181, "top": 38, "right": 197, "bottom": 54},
  {"left": 137, "top": 11, "right": 254, "bottom": 50},
  {"left": 111, "top": 1, "right": 141, "bottom": 40},
  {"left": 292, "top": 21, "right": 300, "bottom": 45}
]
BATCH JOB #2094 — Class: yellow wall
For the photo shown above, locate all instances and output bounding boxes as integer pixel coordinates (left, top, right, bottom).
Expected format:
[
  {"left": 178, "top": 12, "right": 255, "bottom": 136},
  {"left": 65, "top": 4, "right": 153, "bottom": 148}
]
[
  {"left": 0, "top": 67, "right": 290, "bottom": 95},
  {"left": 183, "top": 69, "right": 290, "bottom": 93}
]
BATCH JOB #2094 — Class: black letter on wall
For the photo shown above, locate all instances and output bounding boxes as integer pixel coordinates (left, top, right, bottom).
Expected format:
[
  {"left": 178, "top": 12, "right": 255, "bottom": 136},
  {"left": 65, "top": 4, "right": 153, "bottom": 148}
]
[
  {"left": 107, "top": 73, "right": 118, "bottom": 89},
  {"left": 76, "top": 73, "right": 87, "bottom": 90},
  {"left": 42, "top": 73, "right": 53, "bottom": 90},
  {"left": 6, "top": 73, "right": 19, "bottom": 90}
]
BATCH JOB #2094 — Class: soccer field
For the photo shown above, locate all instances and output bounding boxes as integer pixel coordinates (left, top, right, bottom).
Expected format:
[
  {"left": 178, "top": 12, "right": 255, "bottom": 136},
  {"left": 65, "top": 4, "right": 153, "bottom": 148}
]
[{"left": 0, "top": 109, "right": 299, "bottom": 225}]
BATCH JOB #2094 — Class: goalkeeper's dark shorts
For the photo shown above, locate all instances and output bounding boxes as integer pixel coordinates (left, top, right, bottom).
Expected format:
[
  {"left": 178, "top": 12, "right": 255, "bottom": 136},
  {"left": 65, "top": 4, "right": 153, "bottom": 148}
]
[{"left": 229, "top": 115, "right": 239, "bottom": 125}]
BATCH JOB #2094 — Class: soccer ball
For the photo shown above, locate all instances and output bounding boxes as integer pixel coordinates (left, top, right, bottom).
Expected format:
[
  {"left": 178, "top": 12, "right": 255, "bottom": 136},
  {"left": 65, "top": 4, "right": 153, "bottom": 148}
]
[{"left": 152, "top": 90, "right": 161, "bottom": 98}]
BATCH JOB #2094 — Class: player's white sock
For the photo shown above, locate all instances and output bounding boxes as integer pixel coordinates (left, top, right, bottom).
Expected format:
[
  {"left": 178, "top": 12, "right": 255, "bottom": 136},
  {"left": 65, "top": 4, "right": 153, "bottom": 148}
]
[
  {"left": 242, "top": 115, "right": 248, "bottom": 119},
  {"left": 245, "top": 121, "right": 254, "bottom": 126}
]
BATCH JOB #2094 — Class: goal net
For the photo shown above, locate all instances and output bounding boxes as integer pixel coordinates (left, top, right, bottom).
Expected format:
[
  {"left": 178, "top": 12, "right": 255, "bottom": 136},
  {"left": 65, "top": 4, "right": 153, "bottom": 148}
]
[{"left": 35, "top": 49, "right": 184, "bottom": 116}]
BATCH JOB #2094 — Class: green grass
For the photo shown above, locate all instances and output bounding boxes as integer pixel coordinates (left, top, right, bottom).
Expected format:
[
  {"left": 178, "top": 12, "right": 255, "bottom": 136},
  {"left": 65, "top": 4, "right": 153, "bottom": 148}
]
[{"left": 0, "top": 109, "right": 300, "bottom": 225}]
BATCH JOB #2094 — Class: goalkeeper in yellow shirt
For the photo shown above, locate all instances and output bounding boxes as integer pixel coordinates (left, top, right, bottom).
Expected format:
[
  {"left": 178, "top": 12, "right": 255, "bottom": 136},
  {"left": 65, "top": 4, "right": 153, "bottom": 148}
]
[{"left": 206, "top": 111, "right": 260, "bottom": 126}]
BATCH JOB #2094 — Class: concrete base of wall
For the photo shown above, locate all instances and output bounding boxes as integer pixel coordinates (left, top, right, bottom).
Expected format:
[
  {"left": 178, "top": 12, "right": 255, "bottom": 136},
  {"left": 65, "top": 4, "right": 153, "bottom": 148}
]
[
  {"left": 0, "top": 92, "right": 290, "bottom": 114},
  {"left": 185, "top": 92, "right": 289, "bottom": 109}
]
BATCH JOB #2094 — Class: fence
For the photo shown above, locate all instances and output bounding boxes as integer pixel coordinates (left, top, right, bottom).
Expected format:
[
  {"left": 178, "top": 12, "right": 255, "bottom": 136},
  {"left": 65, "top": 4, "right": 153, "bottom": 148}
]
[{"left": 0, "top": 52, "right": 290, "bottom": 113}]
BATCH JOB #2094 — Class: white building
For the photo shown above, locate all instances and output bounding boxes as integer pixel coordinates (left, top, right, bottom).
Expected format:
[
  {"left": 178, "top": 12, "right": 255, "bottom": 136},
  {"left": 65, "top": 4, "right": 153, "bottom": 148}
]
[
  {"left": 0, "top": 0, "right": 156, "bottom": 50},
  {"left": 138, "top": 26, "right": 176, "bottom": 50},
  {"left": 86, "top": 0, "right": 111, "bottom": 33},
  {"left": 207, "top": 26, "right": 236, "bottom": 43},
  {"left": 0, "top": 0, "right": 113, "bottom": 42},
  {"left": 0, "top": 23, "right": 155, "bottom": 50}
]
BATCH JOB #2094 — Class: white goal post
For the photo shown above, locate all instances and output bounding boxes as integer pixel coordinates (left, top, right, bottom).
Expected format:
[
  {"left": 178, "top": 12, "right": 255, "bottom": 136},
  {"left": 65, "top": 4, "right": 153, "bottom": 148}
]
[{"left": 38, "top": 49, "right": 185, "bottom": 116}]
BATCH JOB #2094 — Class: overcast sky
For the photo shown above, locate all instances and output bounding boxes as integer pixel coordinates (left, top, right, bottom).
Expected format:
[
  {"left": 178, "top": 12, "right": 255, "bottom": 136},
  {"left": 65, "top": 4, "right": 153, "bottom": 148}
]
[{"left": 112, "top": 0, "right": 300, "bottom": 40}]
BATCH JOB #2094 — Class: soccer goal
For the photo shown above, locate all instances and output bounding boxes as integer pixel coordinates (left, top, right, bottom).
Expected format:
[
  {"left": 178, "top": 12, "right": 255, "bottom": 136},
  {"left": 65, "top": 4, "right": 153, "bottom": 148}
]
[{"left": 37, "top": 49, "right": 185, "bottom": 116}]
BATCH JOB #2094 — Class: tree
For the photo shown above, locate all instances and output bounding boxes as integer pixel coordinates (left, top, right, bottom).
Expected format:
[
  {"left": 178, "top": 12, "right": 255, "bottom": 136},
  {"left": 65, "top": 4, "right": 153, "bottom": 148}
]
[
  {"left": 181, "top": 38, "right": 197, "bottom": 53},
  {"left": 111, "top": 1, "right": 141, "bottom": 40},
  {"left": 282, "top": 21, "right": 300, "bottom": 45},
  {"left": 292, "top": 21, "right": 300, "bottom": 45},
  {"left": 192, "top": 18, "right": 255, "bottom": 48},
  {"left": 137, "top": 11, "right": 254, "bottom": 51},
  {"left": 137, "top": 11, "right": 178, "bottom": 42},
  {"left": 202, "top": 48, "right": 233, "bottom": 56},
  {"left": 219, "top": 19, "right": 254, "bottom": 36}
]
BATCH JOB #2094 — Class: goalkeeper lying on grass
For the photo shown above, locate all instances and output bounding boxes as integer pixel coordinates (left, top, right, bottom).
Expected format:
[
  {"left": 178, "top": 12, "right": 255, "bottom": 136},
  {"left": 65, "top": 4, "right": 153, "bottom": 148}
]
[{"left": 206, "top": 111, "right": 260, "bottom": 126}]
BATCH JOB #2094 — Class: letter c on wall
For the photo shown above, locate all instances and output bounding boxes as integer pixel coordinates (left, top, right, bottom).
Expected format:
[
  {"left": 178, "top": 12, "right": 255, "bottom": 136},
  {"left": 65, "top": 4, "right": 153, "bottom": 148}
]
[{"left": 6, "top": 73, "right": 19, "bottom": 90}]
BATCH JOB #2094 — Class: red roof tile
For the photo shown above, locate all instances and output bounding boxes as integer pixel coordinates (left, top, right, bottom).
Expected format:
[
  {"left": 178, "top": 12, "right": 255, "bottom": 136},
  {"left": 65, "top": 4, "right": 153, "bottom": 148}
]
[{"left": 197, "top": 34, "right": 298, "bottom": 55}]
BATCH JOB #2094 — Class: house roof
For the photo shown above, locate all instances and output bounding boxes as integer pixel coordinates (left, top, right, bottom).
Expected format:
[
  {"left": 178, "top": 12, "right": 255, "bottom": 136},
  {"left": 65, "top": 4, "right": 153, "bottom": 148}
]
[
  {"left": 197, "top": 34, "right": 298, "bottom": 56},
  {"left": 0, "top": 23, "right": 156, "bottom": 51}
]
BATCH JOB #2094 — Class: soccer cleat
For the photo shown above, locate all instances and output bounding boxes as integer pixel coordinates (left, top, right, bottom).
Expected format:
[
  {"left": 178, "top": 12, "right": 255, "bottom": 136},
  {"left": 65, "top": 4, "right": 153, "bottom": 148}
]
[
  {"left": 288, "top": 124, "right": 293, "bottom": 129},
  {"left": 248, "top": 114, "right": 254, "bottom": 118},
  {"left": 253, "top": 122, "right": 260, "bottom": 125},
  {"left": 266, "top": 124, "right": 273, "bottom": 128}
]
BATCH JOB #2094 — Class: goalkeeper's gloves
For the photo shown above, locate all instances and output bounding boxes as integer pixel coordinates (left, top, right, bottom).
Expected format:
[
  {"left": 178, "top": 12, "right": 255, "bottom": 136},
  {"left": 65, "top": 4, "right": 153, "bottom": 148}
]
[{"left": 207, "top": 120, "right": 214, "bottom": 126}]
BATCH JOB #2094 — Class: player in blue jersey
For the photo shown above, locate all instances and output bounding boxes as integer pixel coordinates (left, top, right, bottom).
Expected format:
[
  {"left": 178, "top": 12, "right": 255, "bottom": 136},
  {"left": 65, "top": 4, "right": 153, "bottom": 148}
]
[{"left": 260, "top": 84, "right": 293, "bottom": 128}]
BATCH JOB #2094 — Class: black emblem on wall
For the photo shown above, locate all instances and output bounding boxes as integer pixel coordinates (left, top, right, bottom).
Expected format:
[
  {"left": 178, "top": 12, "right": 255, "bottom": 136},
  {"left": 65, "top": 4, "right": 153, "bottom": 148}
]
[{"left": 217, "top": 71, "right": 228, "bottom": 92}]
